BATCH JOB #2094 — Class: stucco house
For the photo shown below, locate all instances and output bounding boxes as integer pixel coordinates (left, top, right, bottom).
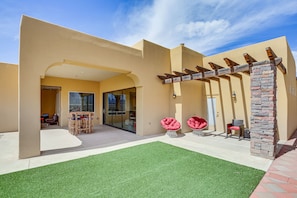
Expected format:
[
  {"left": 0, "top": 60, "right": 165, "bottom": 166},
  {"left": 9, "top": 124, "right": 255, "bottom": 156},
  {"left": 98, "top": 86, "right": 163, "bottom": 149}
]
[{"left": 0, "top": 16, "right": 296, "bottom": 159}]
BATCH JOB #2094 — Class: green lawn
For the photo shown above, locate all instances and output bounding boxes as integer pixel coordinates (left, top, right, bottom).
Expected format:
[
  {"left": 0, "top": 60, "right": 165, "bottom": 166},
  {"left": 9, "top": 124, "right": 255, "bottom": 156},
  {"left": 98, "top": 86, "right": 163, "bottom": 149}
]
[{"left": 0, "top": 142, "right": 264, "bottom": 197}]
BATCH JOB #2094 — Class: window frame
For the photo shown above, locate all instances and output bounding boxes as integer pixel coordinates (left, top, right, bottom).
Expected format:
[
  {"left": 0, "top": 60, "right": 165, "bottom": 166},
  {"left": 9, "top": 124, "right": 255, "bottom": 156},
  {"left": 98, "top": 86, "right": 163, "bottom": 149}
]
[{"left": 68, "top": 91, "right": 95, "bottom": 112}]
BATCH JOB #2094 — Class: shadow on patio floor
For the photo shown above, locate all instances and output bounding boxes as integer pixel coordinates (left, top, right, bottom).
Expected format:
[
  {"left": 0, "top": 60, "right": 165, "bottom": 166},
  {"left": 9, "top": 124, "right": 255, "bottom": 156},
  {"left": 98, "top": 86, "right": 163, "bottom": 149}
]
[{"left": 41, "top": 125, "right": 163, "bottom": 155}]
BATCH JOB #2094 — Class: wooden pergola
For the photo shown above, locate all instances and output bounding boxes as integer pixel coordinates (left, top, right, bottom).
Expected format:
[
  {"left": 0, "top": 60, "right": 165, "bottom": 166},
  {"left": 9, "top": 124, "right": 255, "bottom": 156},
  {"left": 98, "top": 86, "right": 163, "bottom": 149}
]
[
  {"left": 157, "top": 47, "right": 286, "bottom": 131},
  {"left": 157, "top": 47, "right": 288, "bottom": 159},
  {"left": 157, "top": 47, "right": 286, "bottom": 84}
]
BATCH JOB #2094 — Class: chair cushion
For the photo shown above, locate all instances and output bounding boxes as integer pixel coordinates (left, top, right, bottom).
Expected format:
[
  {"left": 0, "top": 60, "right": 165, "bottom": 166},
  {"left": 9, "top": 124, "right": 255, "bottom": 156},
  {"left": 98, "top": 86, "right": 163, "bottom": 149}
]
[
  {"left": 187, "top": 116, "right": 208, "bottom": 129},
  {"left": 161, "top": 117, "right": 181, "bottom": 130},
  {"left": 228, "top": 126, "right": 240, "bottom": 130}
]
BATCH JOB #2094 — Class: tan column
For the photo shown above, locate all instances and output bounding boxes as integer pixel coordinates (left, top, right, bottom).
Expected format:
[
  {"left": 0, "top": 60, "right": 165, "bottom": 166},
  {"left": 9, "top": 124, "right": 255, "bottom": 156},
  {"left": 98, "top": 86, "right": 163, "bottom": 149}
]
[{"left": 19, "top": 67, "right": 41, "bottom": 158}]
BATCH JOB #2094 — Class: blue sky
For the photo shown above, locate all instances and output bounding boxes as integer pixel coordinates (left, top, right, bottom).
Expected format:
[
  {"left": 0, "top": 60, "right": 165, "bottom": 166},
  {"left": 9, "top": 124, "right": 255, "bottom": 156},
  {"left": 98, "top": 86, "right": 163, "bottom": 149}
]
[{"left": 1, "top": 0, "right": 297, "bottom": 64}]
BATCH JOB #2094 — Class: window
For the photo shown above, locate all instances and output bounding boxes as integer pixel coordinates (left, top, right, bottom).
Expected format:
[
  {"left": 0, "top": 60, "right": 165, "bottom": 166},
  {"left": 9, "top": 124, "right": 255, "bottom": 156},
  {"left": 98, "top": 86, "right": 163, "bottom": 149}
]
[
  {"left": 107, "top": 93, "right": 126, "bottom": 115},
  {"left": 69, "top": 92, "right": 94, "bottom": 112}
]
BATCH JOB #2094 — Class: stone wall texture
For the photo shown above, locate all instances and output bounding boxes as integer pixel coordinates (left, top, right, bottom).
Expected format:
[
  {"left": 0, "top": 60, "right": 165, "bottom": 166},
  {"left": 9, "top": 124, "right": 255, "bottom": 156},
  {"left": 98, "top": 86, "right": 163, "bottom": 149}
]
[{"left": 250, "top": 62, "right": 277, "bottom": 159}]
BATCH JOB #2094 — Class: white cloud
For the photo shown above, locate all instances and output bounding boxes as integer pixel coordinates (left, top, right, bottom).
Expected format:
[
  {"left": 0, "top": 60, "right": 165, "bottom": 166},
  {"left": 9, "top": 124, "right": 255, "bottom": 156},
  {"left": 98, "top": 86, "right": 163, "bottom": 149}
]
[
  {"left": 115, "top": 0, "right": 297, "bottom": 55},
  {"left": 176, "top": 19, "right": 230, "bottom": 38}
]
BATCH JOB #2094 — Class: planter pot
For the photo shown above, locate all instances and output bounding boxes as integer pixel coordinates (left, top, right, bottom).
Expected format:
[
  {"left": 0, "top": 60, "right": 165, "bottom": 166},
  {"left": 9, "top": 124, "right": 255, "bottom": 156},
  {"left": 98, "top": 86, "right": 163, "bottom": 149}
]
[
  {"left": 192, "top": 129, "right": 207, "bottom": 136},
  {"left": 166, "top": 130, "right": 178, "bottom": 138}
]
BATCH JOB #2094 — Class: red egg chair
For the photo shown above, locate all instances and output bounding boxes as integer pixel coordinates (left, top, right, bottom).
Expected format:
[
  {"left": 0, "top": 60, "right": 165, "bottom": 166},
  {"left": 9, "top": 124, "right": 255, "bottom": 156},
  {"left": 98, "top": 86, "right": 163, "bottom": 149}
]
[
  {"left": 187, "top": 116, "right": 208, "bottom": 136},
  {"left": 161, "top": 117, "right": 181, "bottom": 137}
]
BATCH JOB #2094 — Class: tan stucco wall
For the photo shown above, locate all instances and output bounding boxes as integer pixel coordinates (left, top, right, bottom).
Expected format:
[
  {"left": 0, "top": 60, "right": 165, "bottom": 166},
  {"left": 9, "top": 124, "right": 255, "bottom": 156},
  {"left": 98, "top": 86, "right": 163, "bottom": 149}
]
[
  {"left": 169, "top": 45, "right": 206, "bottom": 132},
  {"left": 203, "top": 36, "right": 297, "bottom": 140},
  {"left": 129, "top": 40, "right": 172, "bottom": 135},
  {"left": 285, "top": 41, "right": 297, "bottom": 139},
  {"left": 41, "top": 76, "right": 101, "bottom": 127},
  {"left": 19, "top": 16, "right": 143, "bottom": 158},
  {"left": 0, "top": 63, "right": 18, "bottom": 132},
  {"left": 18, "top": 16, "right": 174, "bottom": 157}
]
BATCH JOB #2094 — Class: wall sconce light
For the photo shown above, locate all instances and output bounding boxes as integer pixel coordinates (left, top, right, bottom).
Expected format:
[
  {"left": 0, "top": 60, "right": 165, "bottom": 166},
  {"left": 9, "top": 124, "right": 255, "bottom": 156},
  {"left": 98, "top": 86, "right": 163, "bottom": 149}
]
[
  {"left": 173, "top": 93, "right": 177, "bottom": 99},
  {"left": 232, "top": 91, "right": 237, "bottom": 102}
]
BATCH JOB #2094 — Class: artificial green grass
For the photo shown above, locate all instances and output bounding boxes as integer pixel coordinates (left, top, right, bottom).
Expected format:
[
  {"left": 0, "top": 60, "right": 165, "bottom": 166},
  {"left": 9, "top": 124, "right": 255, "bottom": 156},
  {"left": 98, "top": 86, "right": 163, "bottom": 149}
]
[{"left": 0, "top": 142, "right": 264, "bottom": 198}]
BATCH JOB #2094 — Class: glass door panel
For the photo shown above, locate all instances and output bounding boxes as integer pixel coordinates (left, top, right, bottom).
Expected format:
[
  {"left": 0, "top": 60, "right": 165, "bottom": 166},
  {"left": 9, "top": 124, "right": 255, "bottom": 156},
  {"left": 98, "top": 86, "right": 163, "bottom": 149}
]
[
  {"left": 122, "top": 88, "right": 136, "bottom": 132},
  {"left": 103, "top": 87, "right": 136, "bottom": 133}
]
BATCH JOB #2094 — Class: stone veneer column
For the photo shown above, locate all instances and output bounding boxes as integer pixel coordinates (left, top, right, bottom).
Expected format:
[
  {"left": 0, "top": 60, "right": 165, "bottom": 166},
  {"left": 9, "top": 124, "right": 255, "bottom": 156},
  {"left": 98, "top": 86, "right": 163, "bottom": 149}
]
[{"left": 250, "top": 61, "right": 277, "bottom": 159}]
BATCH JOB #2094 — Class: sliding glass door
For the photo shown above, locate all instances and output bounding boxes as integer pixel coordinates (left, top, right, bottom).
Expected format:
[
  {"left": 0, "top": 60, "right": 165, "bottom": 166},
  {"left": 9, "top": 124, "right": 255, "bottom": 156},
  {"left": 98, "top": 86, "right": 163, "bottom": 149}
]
[{"left": 103, "top": 87, "right": 136, "bottom": 133}]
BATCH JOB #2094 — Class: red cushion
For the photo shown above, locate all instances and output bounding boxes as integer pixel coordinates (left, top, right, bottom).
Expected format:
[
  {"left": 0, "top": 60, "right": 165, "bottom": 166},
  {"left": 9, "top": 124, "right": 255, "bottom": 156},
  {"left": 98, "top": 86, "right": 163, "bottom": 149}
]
[
  {"left": 187, "top": 116, "right": 207, "bottom": 129},
  {"left": 161, "top": 117, "right": 181, "bottom": 130},
  {"left": 229, "top": 126, "right": 240, "bottom": 130}
]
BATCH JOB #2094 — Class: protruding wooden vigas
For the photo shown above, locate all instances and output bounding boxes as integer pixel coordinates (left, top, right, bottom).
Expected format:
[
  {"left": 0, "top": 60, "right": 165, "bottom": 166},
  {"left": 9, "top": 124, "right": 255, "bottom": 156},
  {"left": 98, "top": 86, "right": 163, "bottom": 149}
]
[{"left": 157, "top": 47, "right": 285, "bottom": 84}]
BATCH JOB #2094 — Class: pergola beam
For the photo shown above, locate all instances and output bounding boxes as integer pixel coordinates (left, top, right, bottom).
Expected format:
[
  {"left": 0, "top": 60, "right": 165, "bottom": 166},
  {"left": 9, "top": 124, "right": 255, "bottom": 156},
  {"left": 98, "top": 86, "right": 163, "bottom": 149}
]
[
  {"left": 243, "top": 53, "right": 257, "bottom": 65},
  {"left": 173, "top": 71, "right": 187, "bottom": 76},
  {"left": 209, "top": 62, "right": 231, "bottom": 79},
  {"left": 157, "top": 75, "right": 168, "bottom": 80},
  {"left": 164, "top": 73, "right": 178, "bottom": 78},
  {"left": 210, "top": 61, "right": 243, "bottom": 79},
  {"left": 184, "top": 68, "right": 198, "bottom": 74},
  {"left": 266, "top": 47, "right": 286, "bottom": 74},
  {"left": 224, "top": 57, "right": 250, "bottom": 75},
  {"left": 195, "top": 65, "right": 211, "bottom": 72}
]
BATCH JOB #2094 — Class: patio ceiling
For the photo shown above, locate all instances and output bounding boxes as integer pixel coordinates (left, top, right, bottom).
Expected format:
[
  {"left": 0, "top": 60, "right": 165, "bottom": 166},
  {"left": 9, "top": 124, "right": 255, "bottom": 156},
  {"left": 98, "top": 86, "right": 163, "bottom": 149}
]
[{"left": 45, "top": 63, "right": 122, "bottom": 82}]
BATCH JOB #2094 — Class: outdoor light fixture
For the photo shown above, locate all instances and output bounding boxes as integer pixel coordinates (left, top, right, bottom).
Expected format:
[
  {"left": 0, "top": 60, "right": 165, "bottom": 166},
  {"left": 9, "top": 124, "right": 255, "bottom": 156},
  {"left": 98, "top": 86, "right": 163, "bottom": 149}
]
[
  {"left": 232, "top": 91, "right": 237, "bottom": 102},
  {"left": 173, "top": 93, "right": 177, "bottom": 99}
]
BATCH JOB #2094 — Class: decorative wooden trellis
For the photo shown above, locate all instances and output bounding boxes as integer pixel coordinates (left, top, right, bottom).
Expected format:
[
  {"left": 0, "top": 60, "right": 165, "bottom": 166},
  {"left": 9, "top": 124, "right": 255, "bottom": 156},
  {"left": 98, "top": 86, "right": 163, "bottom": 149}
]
[{"left": 157, "top": 47, "right": 286, "bottom": 83}]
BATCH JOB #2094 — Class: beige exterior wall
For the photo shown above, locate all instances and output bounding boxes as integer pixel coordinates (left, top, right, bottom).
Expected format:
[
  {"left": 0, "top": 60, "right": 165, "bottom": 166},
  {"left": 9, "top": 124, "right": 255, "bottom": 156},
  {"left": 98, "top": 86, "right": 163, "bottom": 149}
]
[
  {"left": 169, "top": 45, "right": 207, "bottom": 132},
  {"left": 18, "top": 16, "right": 175, "bottom": 158},
  {"left": 132, "top": 40, "right": 172, "bottom": 135},
  {"left": 284, "top": 41, "right": 297, "bottom": 139},
  {"left": 0, "top": 63, "right": 18, "bottom": 132}
]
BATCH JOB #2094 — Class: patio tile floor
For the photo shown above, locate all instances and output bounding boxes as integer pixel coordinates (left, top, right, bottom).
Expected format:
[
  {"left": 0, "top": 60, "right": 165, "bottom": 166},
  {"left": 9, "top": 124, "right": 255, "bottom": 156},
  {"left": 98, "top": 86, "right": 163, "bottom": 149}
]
[{"left": 250, "top": 130, "right": 297, "bottom": 197}]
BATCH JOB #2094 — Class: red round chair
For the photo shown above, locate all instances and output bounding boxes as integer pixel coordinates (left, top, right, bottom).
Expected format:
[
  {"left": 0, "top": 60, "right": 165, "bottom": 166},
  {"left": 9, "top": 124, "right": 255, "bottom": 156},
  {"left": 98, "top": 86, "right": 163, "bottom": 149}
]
[
  {"left": 161, "top": 117, "right": 181, "bottom": 137},
  {"left": 187, "top": 116, "right": 208, "bottom": 130},
  {"left": 161, "top": 117, "right": 181, "bottom": 130},
  {"left": 187, "top": 116, "right": 208, "bottom": 136}
]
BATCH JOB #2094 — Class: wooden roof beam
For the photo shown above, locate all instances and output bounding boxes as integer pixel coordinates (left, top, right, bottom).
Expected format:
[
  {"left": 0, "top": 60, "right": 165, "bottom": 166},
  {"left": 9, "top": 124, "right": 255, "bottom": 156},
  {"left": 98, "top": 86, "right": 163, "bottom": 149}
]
[
  {"left": 219, "top": 75, "right": 231, "bottom": 80},
  {"left": 243, "top": 53, "right": 257, "bottom": 65},
  {"left": 184, "top": 68, "right": 198, "bottom": 74},
  {"left": 224, "top": 57, "right": 250, "bottom": 75},
  {"left": 195, "top": 65, "right": 211, "bottom": 72},
  {"left": 209, "top": 62, "right": 224, "bottom": 70},
  {"left": 209, "top": 77, "right": 220, "bottom": 82},
  {"left": 266, "top": 47, "right": 276, "bottom": 62},
  {"left": 157, "top": 75, "right": 168, "bottom": 80},
  {"left": 197, "top": 79, "right": 210, "bottom": 83},
  {"left": 243, "top": 53, "right": 256, "bottom": 74},
  {"left": 164, "top": 73, "right": 177, "bottom": 78},
  {"left": 173, "top": 71, "right": 187, "bottom": 76},
  {"left": 224, "top": 57, "right": 237, "bottom": 73},
  {"left": 209, "top": 61, "right": 242, "bottom": 79},
  {"left": 195, "top": 65, "right": 210, "bottom": 78},
  {"left": 209, "top": 62, "right": 222, "bottom": 76},
  {"left": 209, "top": 62, "right": 231, "bottom": 79},
  {"left": 224, "top": 58, "right": 239, "bottom": 67},
  {"left": 266, "top": 47, "right": 286, "bottom": 74}
]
